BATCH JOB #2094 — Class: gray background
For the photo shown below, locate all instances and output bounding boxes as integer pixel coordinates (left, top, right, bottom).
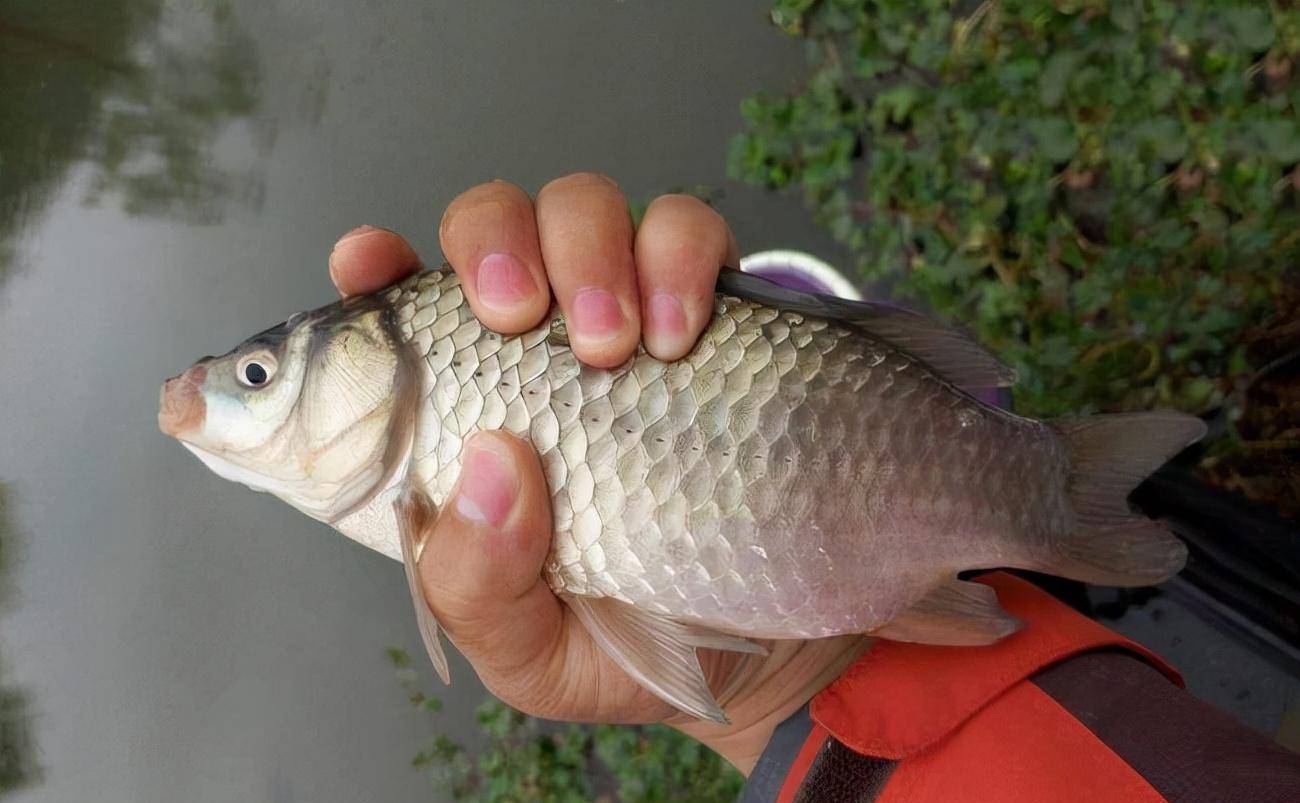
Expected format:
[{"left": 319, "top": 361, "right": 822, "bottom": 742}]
[
  {"left": 1, "top": 2, "right": 1294, "bottom": 803},
  {"left": 0, "top": 2, "right": 838, "bottom": 802}
]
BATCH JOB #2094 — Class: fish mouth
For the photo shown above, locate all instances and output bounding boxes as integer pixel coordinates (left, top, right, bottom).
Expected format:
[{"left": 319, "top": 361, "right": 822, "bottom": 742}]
[{"left": 158, "top": 362, "right": 208, "bottom": 438}]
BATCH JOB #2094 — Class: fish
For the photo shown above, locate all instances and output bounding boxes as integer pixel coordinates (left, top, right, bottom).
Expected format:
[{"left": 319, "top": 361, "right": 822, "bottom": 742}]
[{"left": 159, "top": 266, "right": 1206, "bottom": 722}]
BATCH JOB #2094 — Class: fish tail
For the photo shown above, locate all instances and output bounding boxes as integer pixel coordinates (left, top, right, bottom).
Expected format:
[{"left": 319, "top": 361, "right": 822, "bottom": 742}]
[{"left": 1044, "top": 412, "right": 1207, "bottom": 587}]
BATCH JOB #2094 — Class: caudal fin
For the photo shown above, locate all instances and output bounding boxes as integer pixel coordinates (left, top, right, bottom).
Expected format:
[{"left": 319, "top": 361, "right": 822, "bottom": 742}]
[{"left": 1047, "top": 412, "right": 1207, "bottom": 587}]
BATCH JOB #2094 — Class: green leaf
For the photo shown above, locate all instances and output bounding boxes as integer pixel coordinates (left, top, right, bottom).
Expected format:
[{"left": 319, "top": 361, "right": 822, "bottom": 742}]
[
  {"left": 876, "top": 84, "right": 921, "bottom": 125},
  {"left": 729, "top": 0, "right": 1291, "bottom": 421},
  {"left": 1223, "top": 7, "right": 1276, "bottom": 51},
  {"left": 1251, "top": 119, "right": 1300, "bottom": 163},
  {"left": 1028, "top": 117, "right": 1078, "bottom": 162},
  {"left": 1039, "top": 52, "right": 1084, "bottom": 109}
]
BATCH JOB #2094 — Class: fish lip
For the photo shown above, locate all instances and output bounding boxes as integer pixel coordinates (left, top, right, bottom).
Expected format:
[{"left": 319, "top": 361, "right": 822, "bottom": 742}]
[{"left": 158, "top": 363, "right": 207, "bottom": 438}]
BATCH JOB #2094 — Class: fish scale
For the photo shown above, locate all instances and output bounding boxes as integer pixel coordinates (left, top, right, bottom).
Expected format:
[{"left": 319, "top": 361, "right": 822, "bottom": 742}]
[{"left": 381, "top": 268, "right": 1063, "bottom": 638}]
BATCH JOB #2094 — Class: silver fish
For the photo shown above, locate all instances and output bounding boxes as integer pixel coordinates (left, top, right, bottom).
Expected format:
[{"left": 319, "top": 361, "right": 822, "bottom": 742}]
[{"left": 159, "top": 267, "right": 1205, "bottom": 722}]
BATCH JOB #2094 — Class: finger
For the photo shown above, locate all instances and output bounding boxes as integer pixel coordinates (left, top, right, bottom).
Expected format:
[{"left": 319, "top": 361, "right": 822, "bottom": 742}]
[
  {"left": 328, "top": 225, "right": 421, "bottom": 297},
  {"left": 419, "top": 431, "right": 564, "bottom": 683},
  {"left": 439, "top": 181, "right": 551, "bottom": 334},
  {"left": 535, "top": 173, "right": 640, "bottom": 368},
  {"left": 635, "top": 195, "right": 739, "bottom": 360}
]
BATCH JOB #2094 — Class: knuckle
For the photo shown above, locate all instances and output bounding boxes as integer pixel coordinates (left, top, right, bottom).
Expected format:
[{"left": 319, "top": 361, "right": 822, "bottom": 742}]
[
  {"left": 646, "top": 192, "right": 713, "bottom": 219},
  {"left": 440, "top": 181, "right": 530, "bottom": 242},
  {"left": 539, "top": 171, "right": 622, "bottom": 200},
  {"left": 453, "top": 179, "right": 529, "bottom": 209},
  {"left": 642, "top": 195, "right": 730, "bottom": 254}
]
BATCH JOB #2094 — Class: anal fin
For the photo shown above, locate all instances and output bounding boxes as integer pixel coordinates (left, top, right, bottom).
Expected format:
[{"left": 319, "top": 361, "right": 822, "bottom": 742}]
[
  {"left": 872, "top": 578, "right": 1020, "bottom": 646},
  {"left": 564, "top": 595, "right": 767, "bottom": 724},
  {"left": 395, "top": 487, "right": 451, "bottom": 684}
]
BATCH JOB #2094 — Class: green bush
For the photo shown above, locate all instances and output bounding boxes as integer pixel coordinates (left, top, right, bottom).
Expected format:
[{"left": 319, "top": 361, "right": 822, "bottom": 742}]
[
  {"left": 730, "top": 0, "right": 1299, "bottom": 418},
  {"left": 388, "top": 649, "right": 743, "bottom": 802}
]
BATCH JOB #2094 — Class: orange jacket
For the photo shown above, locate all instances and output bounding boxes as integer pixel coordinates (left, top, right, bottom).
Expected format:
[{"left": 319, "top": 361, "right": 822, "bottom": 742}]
[{"left": 740, "top": 573, "right": 1300, "bottom": 802}]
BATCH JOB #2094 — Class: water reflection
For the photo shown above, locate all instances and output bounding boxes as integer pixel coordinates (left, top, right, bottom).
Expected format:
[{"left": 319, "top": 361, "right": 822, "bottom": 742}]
[
  {"left": 0, "top": 484, "right": 38, "bottom": 795},
  {"left": 0, "top": 0, "right": 266, "bottom": 280},
  {"left": 0, "top": 1, "right": 269, "bottom": 794}
]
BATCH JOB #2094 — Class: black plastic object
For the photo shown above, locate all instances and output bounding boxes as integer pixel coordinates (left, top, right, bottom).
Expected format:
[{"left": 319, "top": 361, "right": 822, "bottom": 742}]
[{"left": 1132, "top": 463, "right": 1300, "bottom": 669}]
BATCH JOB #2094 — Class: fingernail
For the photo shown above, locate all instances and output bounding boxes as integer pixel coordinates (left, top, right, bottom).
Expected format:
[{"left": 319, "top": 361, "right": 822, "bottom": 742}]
[
  {"left": 476, "top": 253, "right": 538, "bottom": 312},
  {"left": 329, "top": 226, "right": 382, "bottom": 283},
  {"left": 570, "top": 287, "right": 625, "bottom": 342},
  {"left": 644, "top": 292, "right": 689, "bottom": 356},
  {"left": 455, "top": 438, "right": 518, "bottom": 527}
]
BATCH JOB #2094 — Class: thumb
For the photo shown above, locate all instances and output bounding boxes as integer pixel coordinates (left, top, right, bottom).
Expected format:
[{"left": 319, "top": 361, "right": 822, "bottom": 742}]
[{"left": 418, "top": 431, "right": 565, "bottom": 686}]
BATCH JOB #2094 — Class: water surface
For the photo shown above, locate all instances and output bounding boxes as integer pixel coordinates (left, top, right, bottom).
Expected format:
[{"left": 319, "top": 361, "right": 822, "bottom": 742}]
[{"left": 0, "top": 3, "right": 840, "bottom": 801}]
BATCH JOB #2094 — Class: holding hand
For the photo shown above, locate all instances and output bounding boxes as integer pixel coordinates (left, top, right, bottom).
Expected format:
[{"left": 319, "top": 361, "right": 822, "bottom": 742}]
[{"left": 326, "top": 173, "right": 863, "bottom": 773}]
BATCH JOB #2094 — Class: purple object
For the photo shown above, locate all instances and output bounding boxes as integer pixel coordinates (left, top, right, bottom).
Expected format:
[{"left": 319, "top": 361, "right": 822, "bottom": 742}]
[
  {"left": 743, "top": 265, "right": 841, "bottom": 295},
  {"left": 739, "top": 250, "right": 865, "bottom": 300},
  {"left": 739, "top": 250, "right": 1011, "bottom": 410}
]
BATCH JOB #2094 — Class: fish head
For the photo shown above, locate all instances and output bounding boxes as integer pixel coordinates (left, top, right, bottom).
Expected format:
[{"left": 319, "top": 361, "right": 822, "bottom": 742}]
[{"left": 159, "top": 296, "right": 416, "bottom": 522}]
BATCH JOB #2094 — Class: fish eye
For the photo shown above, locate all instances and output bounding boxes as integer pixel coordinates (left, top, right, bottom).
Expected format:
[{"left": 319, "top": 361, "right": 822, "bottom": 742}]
[{"left": 236, "top": 351, "right": 277, "bottom": 388}]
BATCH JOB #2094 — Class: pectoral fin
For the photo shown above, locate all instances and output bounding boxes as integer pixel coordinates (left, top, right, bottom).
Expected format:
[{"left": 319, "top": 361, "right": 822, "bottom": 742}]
[
  {"left": 872, "top": 578, "right": 1020, "bottom": 646},
  {"left": 564, "top": 595, "right": 767, "bottom": 724},
  {"left": 395, "top": 487, "right": 451, "bottom": 684}
]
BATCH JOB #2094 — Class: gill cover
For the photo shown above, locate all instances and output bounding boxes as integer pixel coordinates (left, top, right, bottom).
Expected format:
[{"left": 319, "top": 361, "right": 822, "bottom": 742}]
[{"left": 173, "top": 296, "right": 419, "bottom": 525}]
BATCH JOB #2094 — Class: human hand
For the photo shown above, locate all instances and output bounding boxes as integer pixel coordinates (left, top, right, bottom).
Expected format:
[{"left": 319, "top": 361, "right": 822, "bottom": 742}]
[{"left": 327, "top": 173, "right": 866, "bottom": 773}]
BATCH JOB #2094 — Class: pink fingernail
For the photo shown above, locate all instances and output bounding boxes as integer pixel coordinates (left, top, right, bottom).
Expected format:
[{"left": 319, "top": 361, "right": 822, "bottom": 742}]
[
  {"left": 455, "top": 439, "right": 518, "bottom": 527},
  {"left": 570, "top": 287, "right": 625, "bottom": 342},
  {"left": 477, "top": 253, "right": 538, "bottom": 311},
  {"left": 647, "top": 292, "right": 687, "bottom": 334},
  {"left": 644, "top": 292, "right": 690, "bottom": 357}
]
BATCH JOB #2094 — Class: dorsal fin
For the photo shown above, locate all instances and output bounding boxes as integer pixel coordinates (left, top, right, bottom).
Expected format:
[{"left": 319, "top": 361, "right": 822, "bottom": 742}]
[{"left": 716, "top": 268, "right": 1017, "bottom": 390}]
